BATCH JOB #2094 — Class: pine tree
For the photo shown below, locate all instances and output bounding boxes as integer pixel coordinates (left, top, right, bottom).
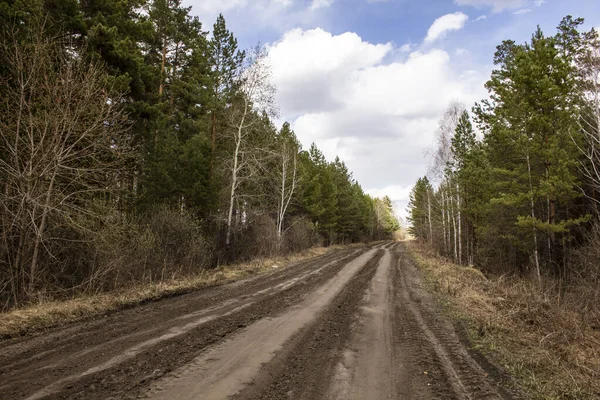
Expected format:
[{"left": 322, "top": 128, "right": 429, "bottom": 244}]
[
  {"left": 474, "top": 24, "right": 586, "bottom": 278},
  {"left": 209, "top": 14, "right": 245, "bottom": 173}
]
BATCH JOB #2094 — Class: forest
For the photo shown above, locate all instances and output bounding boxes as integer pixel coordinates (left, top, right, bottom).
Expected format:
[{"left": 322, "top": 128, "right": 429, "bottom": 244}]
[
  {"left": 408, "top": 17, "right": 600, "bottom": 290},
  {"left": 0, "top": 0, "right": 399, "bottom": 309}
]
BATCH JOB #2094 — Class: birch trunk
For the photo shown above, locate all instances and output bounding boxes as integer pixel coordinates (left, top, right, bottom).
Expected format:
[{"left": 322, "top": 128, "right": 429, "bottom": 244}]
[
  {"left": 526, "top": 152, "right": 541, "bottom": 285},
  {"left": 451, "top": 189, "right": 458, "bottom": 264},
  {"left": 456, "top": 182, "right": 462, "bottom": 265},
  {"left": 277, "top": 148, "right": 297, "bottom": 242},
  {"left": 427, "top": 189, "right": 433, "bottom": 246},
  {"left": 225, "top": 99, "right": 247, "bottom": 247},
  {"left": 441, "top": 191, "right": 448, "bottom": 255}
]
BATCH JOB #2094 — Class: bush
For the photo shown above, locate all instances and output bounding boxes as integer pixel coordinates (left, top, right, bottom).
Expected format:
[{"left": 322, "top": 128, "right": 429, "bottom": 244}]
[
  {"left": 93, "top": 207, "right": 212, "bottom": 289},
  {"left": 284, "top": 219, "right": 319, "bottom": 254}
]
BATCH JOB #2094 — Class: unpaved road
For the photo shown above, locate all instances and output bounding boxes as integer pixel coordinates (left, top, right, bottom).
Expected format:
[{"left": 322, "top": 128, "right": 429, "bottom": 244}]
[{"left": 0, "top": 242, "right": 512, "bottom": 400}]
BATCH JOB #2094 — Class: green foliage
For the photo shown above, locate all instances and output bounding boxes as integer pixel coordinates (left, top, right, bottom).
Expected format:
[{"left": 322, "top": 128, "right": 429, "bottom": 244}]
[
  {"left": 0, "top": 2, "right": 401, "bottom": 307},
  {"left": 408, "top": 177, "right": 433, "bottom": 241},
  {"left": 409, "top": 16, "right": 597, "bottom": 278}
]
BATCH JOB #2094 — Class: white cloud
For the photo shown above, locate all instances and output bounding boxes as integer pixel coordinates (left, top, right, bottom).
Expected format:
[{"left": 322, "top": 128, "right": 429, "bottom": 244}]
[
  {"left": 456, "top": 48, "right": 469, "bottom": 56},
  {"left": 454, "top": 0, "right": 526, "bottom": 12},
  {"left": 513, "top": 8, "right": 532, "bottom": 14},
  {"left": 475, "top": 14, "right": 487, "bottom": 21},
  {"left": 268, "top": 28, "right": 392, "bottom": 116},
  {"left": 268, "top": 28, "right": 488, "bottom": 202},
  {"left": 425, "top": 12, "right": 469, "bottom": 43},
  {"left": 399, "top": 43, "right": 413, "bottom": 52},
  {"left": 309, "top": 0, "right": 334, "bottom": 10}
]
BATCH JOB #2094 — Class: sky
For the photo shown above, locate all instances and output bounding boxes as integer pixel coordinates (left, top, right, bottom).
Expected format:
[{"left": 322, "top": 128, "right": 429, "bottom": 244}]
[{"left": 183, "top": 0, "right": 600, "bottom": 221}]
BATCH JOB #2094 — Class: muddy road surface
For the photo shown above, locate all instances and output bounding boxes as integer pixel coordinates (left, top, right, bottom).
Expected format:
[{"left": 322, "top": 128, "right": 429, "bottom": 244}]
[{"left": 0, "top": 242, "right": 512, "bottom": 400}]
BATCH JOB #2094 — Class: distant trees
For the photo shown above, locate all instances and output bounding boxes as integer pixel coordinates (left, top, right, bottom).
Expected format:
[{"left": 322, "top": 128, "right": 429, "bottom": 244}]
[{"left": 408, "top": 17, "right": 600, "bottom": 283}]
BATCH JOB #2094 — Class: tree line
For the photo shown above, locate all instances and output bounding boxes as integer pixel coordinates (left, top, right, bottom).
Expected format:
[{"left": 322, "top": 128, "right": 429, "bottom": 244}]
[
  {"left": 408, "top": 17, "right": 600, "bottom": 286},
  {"left": 0, "top": 0, "right": 399, "bottom": 308}
]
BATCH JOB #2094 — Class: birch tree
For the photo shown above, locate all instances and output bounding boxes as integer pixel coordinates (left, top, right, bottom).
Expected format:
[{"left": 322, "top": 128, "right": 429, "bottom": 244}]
[
  {"left": 223, "top": 46, "right": 276, "bottom": 247},
  {"left": 273, "top": 123, "right": 299, "bottom": 242},
  {"left": 575, "top": 28, "right": 600, "bottom": 212}
]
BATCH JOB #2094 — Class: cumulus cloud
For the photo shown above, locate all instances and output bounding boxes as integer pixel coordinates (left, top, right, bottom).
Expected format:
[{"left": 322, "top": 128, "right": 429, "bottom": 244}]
[
  {"left": 424, "top": 12, "right": 469, "bottom": 43},
  {"left": 268, "top": 28, "right": 392, "bottom": 116},
  {"left": 267, "top": 28, "right": 488, "bottom": 207}
]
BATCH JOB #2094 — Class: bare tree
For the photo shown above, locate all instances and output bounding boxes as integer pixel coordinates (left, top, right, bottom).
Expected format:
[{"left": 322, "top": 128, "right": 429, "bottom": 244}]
[
  {"left": 427, "top": 101, "right": 464, "bottom": 183},
  {"left": 427, "top": 102, "right": 465, "bottom": 260},
  {"left": 0, "top": 27, "right": 130, "bottom": 303},
  {"left": 223, "top": 46, "right": 277, "bottom": 247},
  {"left": 272, "top": 124, "right": 299, "bottom": 243},
  {"left": 575, "top": 30, "right": 600, "bottom": 213}
]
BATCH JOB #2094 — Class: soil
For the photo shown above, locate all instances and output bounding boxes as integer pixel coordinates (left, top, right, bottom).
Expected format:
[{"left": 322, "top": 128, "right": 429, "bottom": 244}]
[{"left": 0, "top": 242, "right": 513, "bottom": 400}]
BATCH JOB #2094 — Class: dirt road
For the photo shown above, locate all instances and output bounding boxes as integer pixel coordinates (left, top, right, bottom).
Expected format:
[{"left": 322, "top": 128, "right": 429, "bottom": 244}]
[{"left": 0, "top": 242, "right": 512, "bottom": 400}]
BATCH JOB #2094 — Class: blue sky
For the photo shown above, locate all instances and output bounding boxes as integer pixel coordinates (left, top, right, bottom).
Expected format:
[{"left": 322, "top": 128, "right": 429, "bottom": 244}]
[{"left": 184, "top": 0, "right": 600, "bottom": 220}]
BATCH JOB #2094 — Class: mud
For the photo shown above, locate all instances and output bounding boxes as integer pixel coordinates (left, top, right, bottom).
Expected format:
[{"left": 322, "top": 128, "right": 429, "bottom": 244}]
[
  {"left": 1, "top": 242, "right": 513, "bottom": 400},
  {"left": 0, "top": 247, "right": 362, "bottom": 400}
]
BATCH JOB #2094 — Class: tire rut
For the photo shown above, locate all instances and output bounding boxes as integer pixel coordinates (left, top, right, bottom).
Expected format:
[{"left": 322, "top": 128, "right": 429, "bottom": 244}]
[
  {"left": 391, "top": 242, "right": 510, "bottom": 400},
  {"left": 0, "top": 247, "right": 366, "bottom": 400},
  {"left": 234, "top": 250, "right": 386, "bottom": 400}
]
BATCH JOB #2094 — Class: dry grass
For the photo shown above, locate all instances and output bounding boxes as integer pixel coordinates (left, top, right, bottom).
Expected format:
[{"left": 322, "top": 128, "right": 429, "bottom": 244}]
[
  {"left": 407, "top": 241, "right": 600, "bottom": 400},
  {"left": 0, "top": 247, "right": 331, "bottom": 338}
]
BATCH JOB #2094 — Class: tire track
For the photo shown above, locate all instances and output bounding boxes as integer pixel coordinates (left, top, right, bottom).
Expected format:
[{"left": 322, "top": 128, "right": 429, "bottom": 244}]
[
  {"left": 391, "top": 243, "right": 509, "bottom": 400},
  {"left": 235, "top": 249, "right": 385, "bottom": 400},
  {"left": 0, "top": 247, "right": 366, "bottom": 400}
]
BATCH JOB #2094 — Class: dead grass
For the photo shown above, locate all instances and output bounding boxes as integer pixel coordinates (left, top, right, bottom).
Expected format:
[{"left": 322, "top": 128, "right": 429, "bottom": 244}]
[
  {"left": 407, "top": 241, "right": 600, "bottom": 400},
  {"left": 0, "top": 247, "right": 331, "bottom": 338}
]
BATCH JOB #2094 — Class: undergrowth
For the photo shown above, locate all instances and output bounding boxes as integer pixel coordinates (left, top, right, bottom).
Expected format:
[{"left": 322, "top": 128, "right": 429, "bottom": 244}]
[
  {"left": 407, "top": 241, "right": 600, "bottom": 400},
  {"left": 0, "top": 246, "right": 332, "bottom": 338}
]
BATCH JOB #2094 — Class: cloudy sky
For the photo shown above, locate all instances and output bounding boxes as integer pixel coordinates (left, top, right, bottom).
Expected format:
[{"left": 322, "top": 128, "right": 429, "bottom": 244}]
[{"left": 184, "top": 0, "right": 600, "bottom": 220}]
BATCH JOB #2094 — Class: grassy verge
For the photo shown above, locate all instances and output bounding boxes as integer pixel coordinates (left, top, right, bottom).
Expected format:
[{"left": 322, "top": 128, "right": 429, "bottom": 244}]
[
  {"left": 406, "top": 241, "right": 600, "bottom": 400},
  {"left": 0, "top": 246, "right": 336, "bottom": 339}
]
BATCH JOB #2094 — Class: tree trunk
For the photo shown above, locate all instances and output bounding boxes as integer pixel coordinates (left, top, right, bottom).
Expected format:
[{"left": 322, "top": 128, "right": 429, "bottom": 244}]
[
  {"left": 451, "top": 190, "right": 458, "bottom": 264},
  {"left": 456, "top": 182, "right": 462, "bottom": 265},
  {"left": 226, "top": 104, "right": 246, "bottom": 247},
  {"left": 29, "top": 170, "right": 57, "bottom": 296},
  {"left": 526, "top": 152, "right": 541, "bottom": 286},
  {"left": 427, "top": 189, "right": 433, "bottom": 246},
  {"left": 441, "top": 191, "right": 448, "bottom": 255},
  {"left": 159, "top": 35, "right": 167, "bottom": 97},
  {"left": 446, "top": 187, "right": 452, "bottom": 259}
]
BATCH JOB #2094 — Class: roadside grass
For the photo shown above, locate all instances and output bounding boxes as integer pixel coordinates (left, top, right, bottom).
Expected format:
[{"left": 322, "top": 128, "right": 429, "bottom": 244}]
[
  {"left": 407, "top": 241, "right": 600, "bottom": 400},
  {"left": 0, "top": 246, "right": 336, "bottom": 339}
]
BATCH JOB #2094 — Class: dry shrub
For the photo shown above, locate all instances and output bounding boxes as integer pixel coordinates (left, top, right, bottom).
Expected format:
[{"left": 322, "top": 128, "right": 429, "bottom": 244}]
[
  {"left": 2, "top": 206, "right": 214, "bottom": 306},
  {"left": 284, "top": 219, "right": 319, "bottom": 254},
  {"left": 226, "top": 214, "right": 279, "bottom": 262},
  {"left": 92, "top": 206, "right": 212, "bottom": 290},
  {"left": 408, "top": 241, "right": 600, "bottom": 399},
  {"left": 573, "top": 222, "right": 600, "bottom": 311},
  {"left": 0, "top": 244, "right": 332, "bottom": 337}
]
